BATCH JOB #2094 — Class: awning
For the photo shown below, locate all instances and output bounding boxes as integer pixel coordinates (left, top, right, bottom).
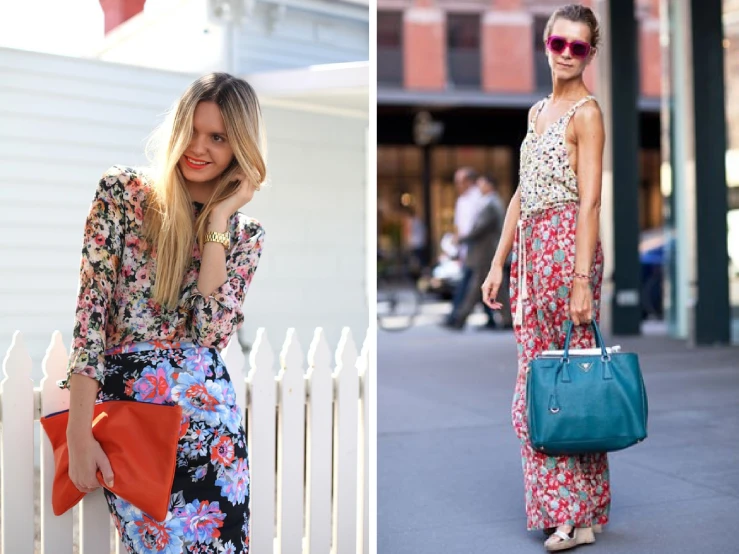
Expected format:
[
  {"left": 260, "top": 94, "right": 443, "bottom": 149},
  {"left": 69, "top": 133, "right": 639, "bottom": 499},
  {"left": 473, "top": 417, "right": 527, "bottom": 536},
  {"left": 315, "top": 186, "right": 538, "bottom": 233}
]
[{"left": 378, "top": 86, "right": 661, "bottom": 113}]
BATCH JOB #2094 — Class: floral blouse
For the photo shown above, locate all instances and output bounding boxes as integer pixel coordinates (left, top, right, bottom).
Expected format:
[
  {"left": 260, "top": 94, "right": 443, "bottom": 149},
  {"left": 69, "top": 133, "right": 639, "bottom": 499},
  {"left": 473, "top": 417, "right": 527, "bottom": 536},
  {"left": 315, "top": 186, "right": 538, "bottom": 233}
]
[{"left": 61, "top": 165, "right": 265, "bottom": 388}]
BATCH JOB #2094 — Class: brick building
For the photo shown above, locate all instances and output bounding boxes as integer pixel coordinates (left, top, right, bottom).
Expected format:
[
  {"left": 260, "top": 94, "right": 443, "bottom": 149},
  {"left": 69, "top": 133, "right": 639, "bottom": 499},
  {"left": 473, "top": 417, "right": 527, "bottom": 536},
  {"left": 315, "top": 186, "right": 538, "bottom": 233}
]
[{"left": 377, "top": 0, "right": 662, "bottom": 260}]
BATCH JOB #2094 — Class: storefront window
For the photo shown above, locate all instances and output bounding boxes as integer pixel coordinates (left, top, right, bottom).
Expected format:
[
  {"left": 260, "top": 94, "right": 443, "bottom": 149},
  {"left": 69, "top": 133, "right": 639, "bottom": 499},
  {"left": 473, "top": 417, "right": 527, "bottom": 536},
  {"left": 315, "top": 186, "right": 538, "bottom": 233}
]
[
  {"left": 378, "top": 144, "right": 514, "bottom": 264},
  {"left": 447, "top": 13, "right": 482, "bottom": 88},
  {"left": 378, "top": 11, "right": 403, "bottom": 85}
]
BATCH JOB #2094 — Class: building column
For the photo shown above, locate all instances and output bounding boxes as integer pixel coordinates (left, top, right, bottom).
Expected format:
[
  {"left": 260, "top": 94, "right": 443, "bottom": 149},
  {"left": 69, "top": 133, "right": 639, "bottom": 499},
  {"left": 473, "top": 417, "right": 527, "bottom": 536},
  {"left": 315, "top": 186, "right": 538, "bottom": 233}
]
[
  {"left": 658, "top": 0, "right": 679, "bottom": 337},
  {"left": 667, "top": 0, "right": 697, "bottom": 340},
  {"left": 608, "top": 0, "right": 643, "bottom": 335},
  {"left": 594, "top": 0, "right": 613, "bottom": 335},
  {"left": 421, "top": 145, "right": 433, "bottom": 265},
  {"left": 403, "top": 0, "right": 446, "bottom": 89},
  {"left": 482, "top": 1, "right": 533, "bottom": 92},
  {"left": 689, "top": 0, "right": 731, "bottom": 344},
  {"left": 579, "top": 0, "right": 599, "bottom": 93}
]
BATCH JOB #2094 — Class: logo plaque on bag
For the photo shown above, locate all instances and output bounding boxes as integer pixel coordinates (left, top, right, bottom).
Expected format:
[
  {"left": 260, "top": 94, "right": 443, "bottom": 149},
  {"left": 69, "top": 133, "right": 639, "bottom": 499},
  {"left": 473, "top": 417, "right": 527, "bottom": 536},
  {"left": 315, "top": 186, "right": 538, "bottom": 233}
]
[{"left": 579, "top": 362, "right": 593, "bottom": 372}]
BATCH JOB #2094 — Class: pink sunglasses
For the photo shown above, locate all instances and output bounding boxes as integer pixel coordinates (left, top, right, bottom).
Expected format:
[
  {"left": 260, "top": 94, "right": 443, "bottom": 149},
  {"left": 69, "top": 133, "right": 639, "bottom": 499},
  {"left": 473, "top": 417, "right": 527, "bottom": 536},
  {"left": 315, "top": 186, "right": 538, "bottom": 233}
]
[{"left": 546, "top": 35, "right": 592, "bottom": 59}]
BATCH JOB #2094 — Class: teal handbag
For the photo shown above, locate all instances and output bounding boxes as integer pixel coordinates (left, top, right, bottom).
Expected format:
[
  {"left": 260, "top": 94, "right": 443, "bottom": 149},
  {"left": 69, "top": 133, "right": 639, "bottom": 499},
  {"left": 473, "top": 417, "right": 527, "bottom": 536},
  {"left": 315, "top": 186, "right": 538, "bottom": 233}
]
[{"left": 526, "top": 320, "right": 648, "bottom": 456}]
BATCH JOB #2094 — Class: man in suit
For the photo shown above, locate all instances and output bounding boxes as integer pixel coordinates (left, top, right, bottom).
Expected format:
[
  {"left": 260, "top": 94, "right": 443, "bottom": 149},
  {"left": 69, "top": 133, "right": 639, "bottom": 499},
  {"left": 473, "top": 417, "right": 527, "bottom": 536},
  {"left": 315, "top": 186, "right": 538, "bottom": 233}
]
[
  {"left": 447, "top": 174, "right": 512, "bottom": 329},
  {"left": 443, "top": 167, "right": 482, "bottom": 328}
]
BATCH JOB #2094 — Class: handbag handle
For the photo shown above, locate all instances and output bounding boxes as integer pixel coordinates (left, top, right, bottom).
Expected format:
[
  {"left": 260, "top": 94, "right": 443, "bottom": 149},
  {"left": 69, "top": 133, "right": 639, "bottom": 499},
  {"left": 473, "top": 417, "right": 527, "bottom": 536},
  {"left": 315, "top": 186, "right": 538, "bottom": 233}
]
[
  {"left": 562, "top": 320, "right": 609, "bottom": 362},
  {"left": 550, "top": 320, "right": 613, "bottom": 413}
]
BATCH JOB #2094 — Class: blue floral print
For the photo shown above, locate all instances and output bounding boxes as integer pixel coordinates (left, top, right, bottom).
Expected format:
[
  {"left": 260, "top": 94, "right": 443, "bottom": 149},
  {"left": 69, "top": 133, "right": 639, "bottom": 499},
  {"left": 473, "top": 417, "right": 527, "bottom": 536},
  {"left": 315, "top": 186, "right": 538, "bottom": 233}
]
[{"left": 102, "top": 343, "right": 251, "bottom": 553}]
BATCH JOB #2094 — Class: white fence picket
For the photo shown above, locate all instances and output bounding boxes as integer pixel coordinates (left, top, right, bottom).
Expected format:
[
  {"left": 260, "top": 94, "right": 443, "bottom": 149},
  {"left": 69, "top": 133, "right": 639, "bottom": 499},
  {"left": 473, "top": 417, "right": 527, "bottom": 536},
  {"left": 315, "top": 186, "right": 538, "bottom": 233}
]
[
  {"left": 0, "top": 331, "right": 36, "bottom": 554},
  {"left": 39, "top": 331, "right": 73, "bottom": 554},
  {"left": 80, "top": 491, "right": 112, "bottom": 553},
  {"left": 247, "top": 328, "right": 277, "bottom": 554},
  {"left": 332, "top": 328, "right": 359, "bottom": 554},
  {"left": 305, "top": 329, "right": 333, "bottom": 554},
  {"left": 358, "top": 333, "right": 372, "bottom": 554},
  {"left": 222, "top": 335, "right": 247, "bottom": 422},
  {"left": 1, "top": 326, "right": 370, "bottom": 553},
  {"left": 276, "top": 329, "right": 307, "bottom": 554}
]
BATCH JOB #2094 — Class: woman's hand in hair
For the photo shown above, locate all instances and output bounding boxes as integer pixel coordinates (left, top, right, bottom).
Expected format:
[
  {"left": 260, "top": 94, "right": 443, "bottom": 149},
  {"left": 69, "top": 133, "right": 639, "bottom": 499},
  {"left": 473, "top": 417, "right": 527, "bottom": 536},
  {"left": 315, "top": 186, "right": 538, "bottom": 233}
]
[{"left": 213, "top": 172, "right": 258, "bottom": 218}]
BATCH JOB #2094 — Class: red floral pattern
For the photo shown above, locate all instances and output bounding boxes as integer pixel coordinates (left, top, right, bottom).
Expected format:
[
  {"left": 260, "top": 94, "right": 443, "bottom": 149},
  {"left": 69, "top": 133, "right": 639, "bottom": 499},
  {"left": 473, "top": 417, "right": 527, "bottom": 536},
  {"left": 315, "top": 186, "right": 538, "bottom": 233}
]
[{"left": 509, "top": 203, "right": 611, "bottom": 530}]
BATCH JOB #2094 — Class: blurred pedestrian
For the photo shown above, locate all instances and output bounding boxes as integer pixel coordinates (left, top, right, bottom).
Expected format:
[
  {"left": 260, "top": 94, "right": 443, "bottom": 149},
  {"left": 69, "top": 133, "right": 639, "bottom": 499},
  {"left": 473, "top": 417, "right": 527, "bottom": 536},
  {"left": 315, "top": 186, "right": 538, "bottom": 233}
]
[
  {"left": 448, "top": 174, "right": 511, "bottom": 329},
  {"left": 481, "top": 4, "right": 609, "bottom": 551},
  {"left": 402, "top": 205, "right": 427, "bottom": 276},
  {"left": 443, "top": 166, "right": 482, "bottom": 328}
]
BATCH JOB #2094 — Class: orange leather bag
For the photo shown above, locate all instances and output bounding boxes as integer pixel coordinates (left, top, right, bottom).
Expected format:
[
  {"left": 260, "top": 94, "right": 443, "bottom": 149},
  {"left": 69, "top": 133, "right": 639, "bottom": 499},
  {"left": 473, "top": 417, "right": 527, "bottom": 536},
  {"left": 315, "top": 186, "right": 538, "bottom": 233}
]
[{"left": 40, "top": 400, "right": 183, "bottom": 522}]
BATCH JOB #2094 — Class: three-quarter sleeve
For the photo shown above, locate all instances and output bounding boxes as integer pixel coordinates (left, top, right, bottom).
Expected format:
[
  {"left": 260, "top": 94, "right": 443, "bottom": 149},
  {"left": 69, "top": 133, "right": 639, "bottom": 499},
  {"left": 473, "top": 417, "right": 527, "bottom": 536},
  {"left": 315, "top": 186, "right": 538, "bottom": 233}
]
[
  {"left": 60, "top": 166, "right": 127, "bottom": 389},
  {"left": 186, "top": 220, "right": 265, "bottom": 349}
]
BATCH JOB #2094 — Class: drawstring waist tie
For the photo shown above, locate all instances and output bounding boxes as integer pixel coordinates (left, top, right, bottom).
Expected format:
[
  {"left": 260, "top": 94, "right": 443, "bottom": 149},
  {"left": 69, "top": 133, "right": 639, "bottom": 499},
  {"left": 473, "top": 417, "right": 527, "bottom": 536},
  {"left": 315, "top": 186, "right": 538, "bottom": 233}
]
[{"left": 514, "top": 219, "right": 528, "bottom": 327}]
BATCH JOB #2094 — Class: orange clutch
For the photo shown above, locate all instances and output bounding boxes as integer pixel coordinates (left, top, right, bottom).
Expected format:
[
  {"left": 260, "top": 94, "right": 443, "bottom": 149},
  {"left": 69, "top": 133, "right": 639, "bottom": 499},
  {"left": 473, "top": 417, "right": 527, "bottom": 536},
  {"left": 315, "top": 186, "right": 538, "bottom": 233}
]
[{"left": 40, "top": 400, "right": 183, "bottom": 522}]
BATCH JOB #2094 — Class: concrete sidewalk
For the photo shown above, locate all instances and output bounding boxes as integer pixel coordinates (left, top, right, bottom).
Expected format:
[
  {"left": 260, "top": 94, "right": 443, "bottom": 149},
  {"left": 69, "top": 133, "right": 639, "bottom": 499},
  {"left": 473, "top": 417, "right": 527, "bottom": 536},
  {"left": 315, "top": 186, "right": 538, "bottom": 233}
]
[{"left": 378, "top": 315, "right": 739, "bottom": 553}]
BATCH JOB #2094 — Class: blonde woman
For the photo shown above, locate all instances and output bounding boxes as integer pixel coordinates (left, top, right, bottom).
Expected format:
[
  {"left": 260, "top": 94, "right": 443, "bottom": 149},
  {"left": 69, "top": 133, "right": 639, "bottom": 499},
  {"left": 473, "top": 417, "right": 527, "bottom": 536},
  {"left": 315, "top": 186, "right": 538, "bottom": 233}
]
[
  {"left": 482, "top": 4, "right": 609, "bottom": 552},
  {"left": 62, "top": 73, "right": 266, "bottom": 553}
]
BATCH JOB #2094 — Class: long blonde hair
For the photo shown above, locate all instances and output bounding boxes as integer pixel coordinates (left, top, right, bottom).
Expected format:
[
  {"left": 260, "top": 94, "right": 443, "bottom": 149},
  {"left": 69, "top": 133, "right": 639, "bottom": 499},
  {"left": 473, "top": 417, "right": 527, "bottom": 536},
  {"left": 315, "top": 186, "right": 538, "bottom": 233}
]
[{"left": 143, "top": 73, "right": 267, "bottom": 309}]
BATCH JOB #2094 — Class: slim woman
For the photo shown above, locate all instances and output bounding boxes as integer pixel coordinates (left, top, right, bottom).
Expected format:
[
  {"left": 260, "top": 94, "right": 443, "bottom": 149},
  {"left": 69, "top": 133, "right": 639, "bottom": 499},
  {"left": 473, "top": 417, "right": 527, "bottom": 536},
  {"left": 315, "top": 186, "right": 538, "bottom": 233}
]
[
  {"left": 482, "top": 5, "right": 609, "bottom": 552},
  {"left": 62, "top": 73, "right": 266, "bottom": 553}
]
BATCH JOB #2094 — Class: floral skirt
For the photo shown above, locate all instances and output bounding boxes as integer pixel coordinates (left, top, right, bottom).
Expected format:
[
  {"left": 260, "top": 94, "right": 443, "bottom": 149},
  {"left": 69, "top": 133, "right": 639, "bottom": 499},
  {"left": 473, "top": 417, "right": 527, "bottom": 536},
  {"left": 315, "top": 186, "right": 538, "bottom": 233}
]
[
  {"left": 509, "top": 203, "right": 611, "bottom": 531},
  {"left": 98, "top": 340, "right": 249, "bottom": 553}
]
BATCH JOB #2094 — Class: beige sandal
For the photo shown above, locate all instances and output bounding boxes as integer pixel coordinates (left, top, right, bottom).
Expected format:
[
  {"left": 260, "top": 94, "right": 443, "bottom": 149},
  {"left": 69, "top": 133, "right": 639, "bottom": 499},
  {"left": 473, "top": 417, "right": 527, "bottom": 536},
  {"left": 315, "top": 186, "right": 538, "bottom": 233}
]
[
  {"left": 545, "top": 524, "right": 602, "bottom": 537},
  {"left": 544, "top": 526, "right": 596, "bottom": 551},
  {"left": 544, "top": 523, "right": 603, "bottom": 537}
]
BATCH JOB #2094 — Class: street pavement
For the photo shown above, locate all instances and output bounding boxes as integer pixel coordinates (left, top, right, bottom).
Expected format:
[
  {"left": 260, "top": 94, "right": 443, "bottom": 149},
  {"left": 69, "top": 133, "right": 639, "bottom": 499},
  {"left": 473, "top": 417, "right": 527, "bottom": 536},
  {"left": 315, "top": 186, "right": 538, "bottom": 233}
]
[{"left": 378, "top": 306, "right": 739, "bottom": 554}]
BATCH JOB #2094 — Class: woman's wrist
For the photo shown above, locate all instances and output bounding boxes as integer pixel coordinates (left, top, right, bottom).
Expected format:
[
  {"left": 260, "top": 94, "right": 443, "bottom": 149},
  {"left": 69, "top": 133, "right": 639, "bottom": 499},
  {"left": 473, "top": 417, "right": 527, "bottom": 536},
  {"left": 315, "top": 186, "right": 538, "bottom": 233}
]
[
  {"left": 207, "top": 212, "right": 230, "bottom": 233},
  {"left": 66, "top": 418, "right": 94, "bottom": 441}
]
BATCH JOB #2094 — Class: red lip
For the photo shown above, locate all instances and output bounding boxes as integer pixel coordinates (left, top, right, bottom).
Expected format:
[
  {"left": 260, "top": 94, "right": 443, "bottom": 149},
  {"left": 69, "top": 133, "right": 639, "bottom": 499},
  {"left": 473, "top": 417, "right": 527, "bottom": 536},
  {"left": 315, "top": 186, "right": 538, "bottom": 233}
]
[{"left": 183, "top": 156, "right": 211, "bottom": 170}]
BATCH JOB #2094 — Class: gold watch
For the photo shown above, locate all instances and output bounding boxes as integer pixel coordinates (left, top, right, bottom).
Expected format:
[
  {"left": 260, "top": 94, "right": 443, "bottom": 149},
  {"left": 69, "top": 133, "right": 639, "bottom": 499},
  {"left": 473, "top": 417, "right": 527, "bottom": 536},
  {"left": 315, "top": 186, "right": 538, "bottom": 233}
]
[{"left": 205, "top": 231, "right": 231, "bottom": 249}]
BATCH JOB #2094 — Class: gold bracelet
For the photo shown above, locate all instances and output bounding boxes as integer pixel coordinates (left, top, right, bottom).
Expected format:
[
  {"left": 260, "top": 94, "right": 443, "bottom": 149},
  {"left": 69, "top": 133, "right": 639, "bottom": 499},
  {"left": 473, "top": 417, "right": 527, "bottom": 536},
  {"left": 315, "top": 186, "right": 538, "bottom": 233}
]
[{"left": 205, "top": 231, "right": 230, "bottom": 249}]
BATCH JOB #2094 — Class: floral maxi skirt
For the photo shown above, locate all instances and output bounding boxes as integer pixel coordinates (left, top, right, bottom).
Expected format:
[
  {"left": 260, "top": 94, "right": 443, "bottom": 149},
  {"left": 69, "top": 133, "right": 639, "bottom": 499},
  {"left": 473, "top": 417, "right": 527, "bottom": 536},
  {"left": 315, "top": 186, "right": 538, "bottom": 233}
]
[
  {"left": 99, "top": 340, "right": 250, "bottom": 554},
  {"left": 509, "top": 203, "right": 611, "bottom": 531}
]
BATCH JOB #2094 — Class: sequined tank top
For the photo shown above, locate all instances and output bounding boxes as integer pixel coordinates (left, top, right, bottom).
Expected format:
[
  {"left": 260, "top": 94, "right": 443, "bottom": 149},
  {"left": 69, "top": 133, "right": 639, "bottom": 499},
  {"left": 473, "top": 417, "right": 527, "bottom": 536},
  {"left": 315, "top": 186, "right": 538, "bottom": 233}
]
[{"left": 518, "top": 94, "right": 597, "bottom": 218}]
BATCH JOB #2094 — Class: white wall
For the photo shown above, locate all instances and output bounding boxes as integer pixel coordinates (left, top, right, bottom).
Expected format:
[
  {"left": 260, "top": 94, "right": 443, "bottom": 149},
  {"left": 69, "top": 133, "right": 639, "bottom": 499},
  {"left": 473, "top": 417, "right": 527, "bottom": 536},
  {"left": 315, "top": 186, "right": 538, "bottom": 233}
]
[
  {"left": 241, "top": 104, "right": 368, "bottom": 352},
  {"left": 95, "top": 0, "right": 368, "bottom": 76},
  {"left": 236, "top": 2, "right": 369, "bottom": 73},
  {"left": 0, "top": 47, "right": 368, "bottom": 381},
  {"left": 98, "top": 0, "right": 231, "bottom": 74}
]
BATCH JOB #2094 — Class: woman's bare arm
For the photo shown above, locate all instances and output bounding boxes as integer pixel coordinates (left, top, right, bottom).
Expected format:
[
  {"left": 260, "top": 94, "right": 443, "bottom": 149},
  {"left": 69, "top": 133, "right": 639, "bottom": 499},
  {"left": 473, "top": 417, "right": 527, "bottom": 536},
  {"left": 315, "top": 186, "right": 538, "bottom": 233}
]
[{"left": 572, "top": 102, "right": 605, "bottom": 277}]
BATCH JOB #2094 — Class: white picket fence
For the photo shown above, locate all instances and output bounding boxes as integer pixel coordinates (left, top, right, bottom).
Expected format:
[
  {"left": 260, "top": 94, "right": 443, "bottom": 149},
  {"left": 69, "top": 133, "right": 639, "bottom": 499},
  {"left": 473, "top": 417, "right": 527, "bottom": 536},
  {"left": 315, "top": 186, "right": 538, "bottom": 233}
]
[{"left": 0, "top": 326, "right": 372, "bottom": 554}]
